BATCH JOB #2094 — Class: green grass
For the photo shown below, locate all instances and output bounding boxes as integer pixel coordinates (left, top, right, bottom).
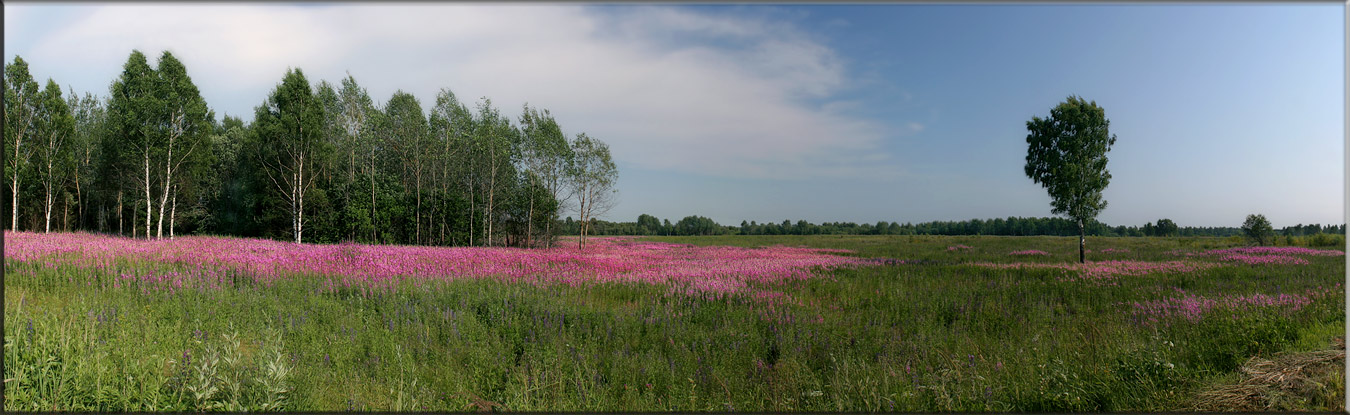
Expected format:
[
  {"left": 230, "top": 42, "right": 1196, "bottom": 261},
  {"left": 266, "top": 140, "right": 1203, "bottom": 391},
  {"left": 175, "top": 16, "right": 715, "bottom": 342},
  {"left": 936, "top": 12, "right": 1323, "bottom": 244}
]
[{"left": 4, "top": 235, "right": 1344, "bottom": 411}]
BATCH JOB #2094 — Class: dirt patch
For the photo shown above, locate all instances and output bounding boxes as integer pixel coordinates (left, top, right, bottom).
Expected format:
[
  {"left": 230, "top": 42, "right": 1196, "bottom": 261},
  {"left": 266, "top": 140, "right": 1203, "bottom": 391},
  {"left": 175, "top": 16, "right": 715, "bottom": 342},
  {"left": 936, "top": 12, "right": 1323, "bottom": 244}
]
[{"left": 1192, "top": 337, "right": 1345, "bottom": 411}]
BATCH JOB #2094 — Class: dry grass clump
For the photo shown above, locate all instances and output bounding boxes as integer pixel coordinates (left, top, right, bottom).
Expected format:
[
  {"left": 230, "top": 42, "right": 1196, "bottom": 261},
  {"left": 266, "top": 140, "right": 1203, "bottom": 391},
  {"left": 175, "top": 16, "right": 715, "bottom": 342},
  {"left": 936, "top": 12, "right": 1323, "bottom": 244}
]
[{"left": 1193, "top": 337, "right": 1345, "bottom": 411}]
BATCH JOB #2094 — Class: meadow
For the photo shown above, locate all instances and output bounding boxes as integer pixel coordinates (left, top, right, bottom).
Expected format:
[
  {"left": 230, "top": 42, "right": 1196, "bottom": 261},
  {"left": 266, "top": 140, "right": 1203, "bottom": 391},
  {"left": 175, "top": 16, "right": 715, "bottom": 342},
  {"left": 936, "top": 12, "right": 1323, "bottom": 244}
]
[{"left": 3, "top": 231, "right": 1344, "bottom": 411}]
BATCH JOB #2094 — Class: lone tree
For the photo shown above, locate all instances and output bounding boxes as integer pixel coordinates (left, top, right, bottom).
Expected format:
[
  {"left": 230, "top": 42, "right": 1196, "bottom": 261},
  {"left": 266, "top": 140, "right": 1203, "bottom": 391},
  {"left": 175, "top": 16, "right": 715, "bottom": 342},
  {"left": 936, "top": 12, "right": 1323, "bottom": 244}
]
[
  {"left": 1242, "top": 214, "right": 1274, "bottom": 246},
  {"left": 1024, "top": 95, "right": 1117, "bottom": 263}
]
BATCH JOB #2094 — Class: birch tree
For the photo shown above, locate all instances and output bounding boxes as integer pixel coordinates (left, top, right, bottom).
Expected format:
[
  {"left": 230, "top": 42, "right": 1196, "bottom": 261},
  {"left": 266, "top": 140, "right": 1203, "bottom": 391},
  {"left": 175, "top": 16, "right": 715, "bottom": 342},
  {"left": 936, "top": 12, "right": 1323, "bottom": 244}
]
[
  {"left": 107, "top": 50, "right": 161, "bottom": 240},
  {"left": 251, "top": 68, "right": 325, "bottom": 243},
  {"left": 335, "top": 74, "right": 375, "bottom": 242},
  {"left": 5, "top": 56, "right": 41, "bottom": 231},
  {"left": 566, "top": 133, "right": 616, "bottom": 249},
  {"left": 154, "top": 52, "right": 210, "bottom": 239},
  {"left": 68, "top": 90, "right": 105, "bottom": 231},
  {"left": 518, "top": 104, "right": 572, "bottom": 247},
  {"left": 34, "top": 80, "right": 73, "bottom": 233},
  {"left": 383, "top": 91, "right": 429, "bottom": 244},
  {"left": 429, "top": 88, "right": 473, "bottom": 245},
  {"left": 471, "top": 98, "right": 519, "bottom": 246}
]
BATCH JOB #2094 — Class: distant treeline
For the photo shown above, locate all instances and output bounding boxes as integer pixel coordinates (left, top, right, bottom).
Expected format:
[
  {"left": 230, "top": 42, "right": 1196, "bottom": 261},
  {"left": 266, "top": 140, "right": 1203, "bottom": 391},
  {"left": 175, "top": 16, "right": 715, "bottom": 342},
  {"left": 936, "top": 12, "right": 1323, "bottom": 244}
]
[{"left": 560, "top": 215, "right": 1348, "bottom": 238}]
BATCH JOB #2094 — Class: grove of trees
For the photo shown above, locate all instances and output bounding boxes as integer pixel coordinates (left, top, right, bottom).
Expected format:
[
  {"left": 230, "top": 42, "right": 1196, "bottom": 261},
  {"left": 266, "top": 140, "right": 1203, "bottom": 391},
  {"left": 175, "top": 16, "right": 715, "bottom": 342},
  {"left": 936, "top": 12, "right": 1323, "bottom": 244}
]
[{"left": 3, "top": 51, "right": 617, "bottom": 248}]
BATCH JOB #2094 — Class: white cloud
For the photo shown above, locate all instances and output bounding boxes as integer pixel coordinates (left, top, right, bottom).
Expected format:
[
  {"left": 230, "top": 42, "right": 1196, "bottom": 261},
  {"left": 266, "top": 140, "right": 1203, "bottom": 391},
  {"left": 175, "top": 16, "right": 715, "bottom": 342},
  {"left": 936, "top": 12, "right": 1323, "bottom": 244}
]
[{"left": 8, "top": 3, "right": 899, "bottom": 180}]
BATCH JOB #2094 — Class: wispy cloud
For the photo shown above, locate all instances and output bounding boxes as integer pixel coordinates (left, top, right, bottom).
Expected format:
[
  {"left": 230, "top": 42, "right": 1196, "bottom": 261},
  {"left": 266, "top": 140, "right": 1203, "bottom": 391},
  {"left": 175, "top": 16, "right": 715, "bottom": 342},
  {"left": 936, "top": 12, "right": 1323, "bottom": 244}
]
[{"left": 7, "top": 4, "right": 902, "bottom": 180}]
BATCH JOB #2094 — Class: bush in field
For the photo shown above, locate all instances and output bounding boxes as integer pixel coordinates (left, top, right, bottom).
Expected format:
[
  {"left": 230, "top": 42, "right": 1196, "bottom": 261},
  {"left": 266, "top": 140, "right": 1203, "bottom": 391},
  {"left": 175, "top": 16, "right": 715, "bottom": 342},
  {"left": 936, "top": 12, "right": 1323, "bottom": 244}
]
[{"left": 1242, "top": 214, "right": 1274, "bottom": 246}]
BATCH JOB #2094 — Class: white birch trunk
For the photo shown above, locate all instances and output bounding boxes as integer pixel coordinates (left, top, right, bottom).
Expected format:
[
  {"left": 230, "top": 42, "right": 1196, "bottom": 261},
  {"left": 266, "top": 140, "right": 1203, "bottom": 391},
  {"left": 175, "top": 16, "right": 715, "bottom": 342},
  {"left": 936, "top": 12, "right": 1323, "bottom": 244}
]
[
  {"left": 144, "top": 150, "right": 152, "bottom": 240},
  {"left": 157, "top": 135, "right": 173, "bottom": 239},
  {"left": 486, "top": 161, "right": 495, "bottom": 247},
  {"left": 43, "top": 154, "right": 53, "bottom": 233},
  {"left": 170, "top": 185, "right": 177, "bottom": 239},
  {"left": 11, "top": 116, "right": 27, "bottom": 231},
  {"left": 10, "top": 175, "right": 17, "bottom": 231},
  {"left": 297, "top": 153, "right": 304, "bottom": 244}
]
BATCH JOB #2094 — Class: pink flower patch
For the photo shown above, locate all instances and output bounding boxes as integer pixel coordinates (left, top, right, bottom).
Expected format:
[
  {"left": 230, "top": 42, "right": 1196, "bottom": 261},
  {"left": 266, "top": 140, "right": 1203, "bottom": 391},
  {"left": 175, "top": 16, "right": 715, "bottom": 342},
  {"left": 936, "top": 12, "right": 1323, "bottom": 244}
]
[{"left": 3, "top": 231, "right": 900, "bottom": 297}]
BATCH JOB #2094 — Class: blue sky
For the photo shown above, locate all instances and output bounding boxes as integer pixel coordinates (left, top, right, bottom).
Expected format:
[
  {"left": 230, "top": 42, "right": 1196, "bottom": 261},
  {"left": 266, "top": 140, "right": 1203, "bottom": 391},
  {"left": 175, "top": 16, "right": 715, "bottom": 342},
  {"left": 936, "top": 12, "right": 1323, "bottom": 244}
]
[{"left": 5, "top": 3, "right": 1343, "bottom": 228}]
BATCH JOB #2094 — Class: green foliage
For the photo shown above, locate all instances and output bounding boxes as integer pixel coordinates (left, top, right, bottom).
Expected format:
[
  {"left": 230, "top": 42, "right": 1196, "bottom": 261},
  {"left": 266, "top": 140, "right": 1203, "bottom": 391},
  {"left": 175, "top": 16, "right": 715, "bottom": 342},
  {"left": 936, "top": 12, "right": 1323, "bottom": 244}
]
[
  {"left": 1307, "top": 233, "right": 1344, "bottom": 247},
  {"left": 637, "top": 214, "right": 662, "bottom": 235},
  {"left": 1242, "top": 214, "right": 1274, "bottom": 246},
  {"left": 1154, "top": 219, "right": 1178, "bottom": 237},
  {"left": 674, "top": 215, "right": 725, "bottom": 236},
  {"left": 1024, "top": 95, "right": 1117, "bottom": 222}
]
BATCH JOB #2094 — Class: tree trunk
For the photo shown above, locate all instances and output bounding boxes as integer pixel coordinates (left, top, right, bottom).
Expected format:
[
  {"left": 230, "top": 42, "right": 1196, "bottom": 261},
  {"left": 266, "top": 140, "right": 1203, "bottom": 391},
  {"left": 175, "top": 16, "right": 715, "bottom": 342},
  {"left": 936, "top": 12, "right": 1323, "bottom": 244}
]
[
  {"left": 486, "top": 162, "right": 495, "bottom": 247},
  {"left": 74, "top": 168, "right": 82, "bottom": 231},
  {"left": 484, "top": 193, "right": 492, "bottom": 247},
  {"left": 527, "top": 188, "right": 535, "bottom": 248},
  {"left": 348, "top": 148, "right": 355, "bottom": 241},
  {"left": 43, "top": 186, "right": 52, "bottom": 233},
  {"left": 117, "top": 190, "right": 123, "bottom": 236},
  {"left": 10, "top": 175, "right": 18, "bottom": 231},
  {"left": 158, "top": 131, "right": 174, "bottom": 239},
  {"left": 468, "top": 182, "right": 475, "bottom": 246},
  {"left": 293, "top": 166, "right": 300, "bottom": 244},
  {"left": 370, "top": 149, "right": 377, "bottom": 244},
  {"left": 11, "top": 129, "right": 21, "bottom": 231},
  {"left": 170, "top": 185, "right": 177, "bottom": 239},
  {"left": 441, "top": 140, "right": 450, "bottom": 245},
  {"left": 416, "top": 173, "right": 422, "bottom": 245},
  {"left": 298, "top": 153, "right": 305, "bottom": 244},
  {"left": 577, "top": 191, "right": 587, "bottom": 250},
  {"left": 43, "top": 156, "right": 53, "bottom": 233},
  {"left": 144, "top": 150, "right": 152, "bottom": 240},
  {"left": 1078, "top": 219, "right": 1086, "bottom": 264}
]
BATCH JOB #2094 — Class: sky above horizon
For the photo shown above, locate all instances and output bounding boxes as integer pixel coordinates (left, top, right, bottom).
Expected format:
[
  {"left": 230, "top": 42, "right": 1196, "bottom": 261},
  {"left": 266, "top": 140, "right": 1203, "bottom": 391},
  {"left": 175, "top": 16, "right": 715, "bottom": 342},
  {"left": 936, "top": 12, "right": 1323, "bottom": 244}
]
[{"left": 5, "top": 3, "right": 1344, "bottom": 228}]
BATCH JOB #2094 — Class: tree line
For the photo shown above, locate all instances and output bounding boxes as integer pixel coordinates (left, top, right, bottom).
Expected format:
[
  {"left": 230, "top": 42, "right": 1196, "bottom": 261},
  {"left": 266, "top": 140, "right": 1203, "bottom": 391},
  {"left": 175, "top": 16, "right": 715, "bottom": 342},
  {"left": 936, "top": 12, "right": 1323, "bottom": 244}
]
[
  {"left": 4, "top": 51, "right": 618, "bottom": 248},
  {"left": 562, "top": 214, "right": 1347, "bottom": 238}
]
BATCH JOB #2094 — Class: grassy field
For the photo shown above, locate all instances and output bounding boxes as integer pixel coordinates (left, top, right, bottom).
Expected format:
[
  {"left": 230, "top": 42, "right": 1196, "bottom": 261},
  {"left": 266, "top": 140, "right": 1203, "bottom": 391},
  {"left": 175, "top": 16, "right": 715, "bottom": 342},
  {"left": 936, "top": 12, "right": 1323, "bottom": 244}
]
[{"left": 4, "top": 233, "right": 1345, "bottom": 411}]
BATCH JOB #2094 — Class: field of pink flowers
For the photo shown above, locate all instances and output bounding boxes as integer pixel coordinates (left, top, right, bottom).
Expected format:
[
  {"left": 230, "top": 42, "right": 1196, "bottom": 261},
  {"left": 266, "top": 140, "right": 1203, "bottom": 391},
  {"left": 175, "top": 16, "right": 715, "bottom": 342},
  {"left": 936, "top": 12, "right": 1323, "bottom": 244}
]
[
  {"left": 3, "top": 231, "right": 891, "bottom": 296},
  {"left": 5, "top": 232, "right": 1344, "bottom": 412}
]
